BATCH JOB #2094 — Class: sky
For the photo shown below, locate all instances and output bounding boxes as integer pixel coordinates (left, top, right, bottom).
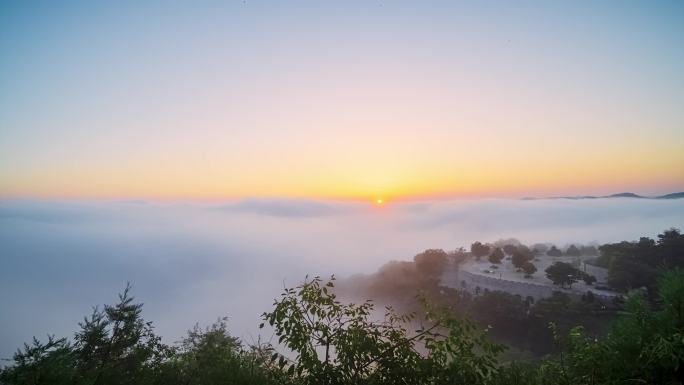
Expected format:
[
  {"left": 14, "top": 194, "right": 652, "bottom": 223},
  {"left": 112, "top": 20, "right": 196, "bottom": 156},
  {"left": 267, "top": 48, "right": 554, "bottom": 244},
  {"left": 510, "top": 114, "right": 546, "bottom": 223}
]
[
  {"left": 2, "top": 197, "right": 683, "bottom": 358},
  {"left": 1, "top": 0, "right": 683, "bottom": 201}
]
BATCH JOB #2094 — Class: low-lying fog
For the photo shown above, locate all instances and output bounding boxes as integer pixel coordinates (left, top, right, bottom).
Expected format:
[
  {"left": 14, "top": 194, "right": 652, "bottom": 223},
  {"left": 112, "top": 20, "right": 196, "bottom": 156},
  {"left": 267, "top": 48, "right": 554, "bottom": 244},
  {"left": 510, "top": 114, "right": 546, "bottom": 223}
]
[{"left": 1, "top": 197, "right": 683, "bottom": 358}]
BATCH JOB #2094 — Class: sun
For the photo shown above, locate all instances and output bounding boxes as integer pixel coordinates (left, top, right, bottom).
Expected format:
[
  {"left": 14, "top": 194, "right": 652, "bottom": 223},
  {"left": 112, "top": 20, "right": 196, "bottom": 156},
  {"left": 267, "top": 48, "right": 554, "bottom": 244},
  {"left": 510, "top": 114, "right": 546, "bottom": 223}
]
[{"left": 375, "top": 198, "right": 384, "bottom": 205}]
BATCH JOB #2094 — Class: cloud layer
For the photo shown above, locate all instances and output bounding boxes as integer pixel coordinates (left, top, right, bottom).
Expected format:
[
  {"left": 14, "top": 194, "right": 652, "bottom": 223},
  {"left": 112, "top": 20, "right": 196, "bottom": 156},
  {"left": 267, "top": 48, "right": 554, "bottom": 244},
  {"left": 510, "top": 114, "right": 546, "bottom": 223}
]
[{"left": 1, "top": 197, "right": 683, "bottom": 358}]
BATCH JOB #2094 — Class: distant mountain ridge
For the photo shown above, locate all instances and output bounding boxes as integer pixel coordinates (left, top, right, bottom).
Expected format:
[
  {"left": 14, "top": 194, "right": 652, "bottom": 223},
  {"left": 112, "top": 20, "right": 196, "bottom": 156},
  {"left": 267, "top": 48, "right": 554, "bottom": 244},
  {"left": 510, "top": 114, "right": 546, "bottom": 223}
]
[{"left": 522, "top": 192, "right": 684, "bottom": 200}]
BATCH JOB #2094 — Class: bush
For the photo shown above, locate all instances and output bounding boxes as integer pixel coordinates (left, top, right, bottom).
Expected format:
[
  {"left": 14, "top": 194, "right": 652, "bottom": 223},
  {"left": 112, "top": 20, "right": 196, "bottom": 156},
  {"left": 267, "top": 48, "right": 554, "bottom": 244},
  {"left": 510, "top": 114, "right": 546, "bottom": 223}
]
[{"left": 261, "top": 276, "right": 505, "bottom": 385}]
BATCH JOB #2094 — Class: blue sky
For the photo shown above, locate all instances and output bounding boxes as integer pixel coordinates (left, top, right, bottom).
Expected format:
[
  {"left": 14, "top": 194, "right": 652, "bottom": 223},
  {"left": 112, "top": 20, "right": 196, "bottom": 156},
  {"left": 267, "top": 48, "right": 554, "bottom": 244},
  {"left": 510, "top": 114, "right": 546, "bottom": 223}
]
[{"left": 1, "top": 1, "right": 683, "bottom": 199}]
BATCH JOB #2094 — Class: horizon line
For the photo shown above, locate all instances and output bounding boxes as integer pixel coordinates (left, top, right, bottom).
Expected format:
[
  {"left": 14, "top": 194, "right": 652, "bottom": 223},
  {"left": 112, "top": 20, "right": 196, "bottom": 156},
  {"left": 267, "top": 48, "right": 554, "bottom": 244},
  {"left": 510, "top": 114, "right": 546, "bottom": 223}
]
[{"left": 2, "top": 190, "right": 683, "bottom": 204}]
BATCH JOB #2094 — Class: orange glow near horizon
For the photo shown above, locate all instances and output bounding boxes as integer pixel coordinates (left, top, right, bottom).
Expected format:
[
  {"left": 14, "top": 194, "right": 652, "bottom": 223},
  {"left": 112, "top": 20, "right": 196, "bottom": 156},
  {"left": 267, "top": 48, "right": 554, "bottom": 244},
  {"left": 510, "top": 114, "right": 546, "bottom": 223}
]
[
  {"left": 1, "top": 2, "right": 684, "bottom": 202},
  {"left": 2, "top": 121, "right": 683, "bottom": 201}
]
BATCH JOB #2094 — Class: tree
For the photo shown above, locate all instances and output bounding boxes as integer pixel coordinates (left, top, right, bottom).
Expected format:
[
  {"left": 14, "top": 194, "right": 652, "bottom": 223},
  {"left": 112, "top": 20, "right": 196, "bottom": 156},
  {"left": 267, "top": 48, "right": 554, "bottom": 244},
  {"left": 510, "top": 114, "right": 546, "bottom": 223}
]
[
  {"left": 658, "top": 228, "right": 684, "bottom": 268},
  {"left": 414, "top": 249, "right": 448, "bottom": 277},
  {"left": 517, "top": 245, "right": 533, "bottom": 258},
  {"left": 607, "top": 256, "right": 656, "bottom": 291},
  {"left": 581, "top": 273, "right": 596, "bottom": 285},
  {"left": 511, "top": 251, "right": 529, "bottom": 270},
  {"left": 261, "top": 276, "right": 504, "bottom": 385},
  {"left": 580, "top": 245, "right": 599, "bottom": 256},
  {"left": 545, "top": 262, "right": 582, "bottom": 288},
  {"left": 503, "top": 244, "right": 518, "bottom": 255},
  {"left": 597, "top": 229, "right": 684, "bottom": 292},
  {"left": 547, "top": 246, "right": 563, "bottom": 257},
  {"left": 0, "top": 284, "right": 171, "bottom": 385},
  {"left": 0, "top": 287, "right": 282, "bottom": 385},
  {"left": 540, "top": 270, "right": 684, "bottom": 384},
  {"left": 488, "top": 248, "right": 505, "bottom": 264},
  {"left": 73, "top": 283, "right": 169, "bottom": 385},
  {"left": 470, "top": 242, "right": 490, "bottom": 260},
  {"left": 158, "top": 318, "right": 280, "bottom": 385},
  {"left": 565, "top": 245, "right": 581, "bottom": 257},
  {"left": 0, "top": 336, "right": 76, "bottom": 385},
  {"left": 470, "top": 291, "right": 528, "bottom": 325},
  {"left": 522, "top": 262, "right": 537, "bottom": 276},
  {"left": 531, "top": 243, "right": 549, "bottom": 254}
]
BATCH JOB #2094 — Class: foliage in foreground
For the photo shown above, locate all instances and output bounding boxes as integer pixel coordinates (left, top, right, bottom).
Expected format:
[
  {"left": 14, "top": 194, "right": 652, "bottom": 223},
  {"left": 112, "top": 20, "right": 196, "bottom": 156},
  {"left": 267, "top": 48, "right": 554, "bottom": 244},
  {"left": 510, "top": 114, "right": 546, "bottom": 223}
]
[
  {"left": 2, "top": 270, "right": 684, "bottom": 385},
  {"left": 261, "top": 275, "right": 503, "bottom": 385},
  {"left": 0, "top": 284, "right": 281, "bottom": 385}
]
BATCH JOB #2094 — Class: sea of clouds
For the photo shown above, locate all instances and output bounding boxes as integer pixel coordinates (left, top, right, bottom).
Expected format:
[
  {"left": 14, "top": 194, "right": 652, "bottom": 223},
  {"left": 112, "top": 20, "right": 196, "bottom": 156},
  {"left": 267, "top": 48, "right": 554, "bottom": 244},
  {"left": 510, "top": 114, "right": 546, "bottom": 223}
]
[{"left": 1, "top": 197, "right": 683, "bottom": 358}]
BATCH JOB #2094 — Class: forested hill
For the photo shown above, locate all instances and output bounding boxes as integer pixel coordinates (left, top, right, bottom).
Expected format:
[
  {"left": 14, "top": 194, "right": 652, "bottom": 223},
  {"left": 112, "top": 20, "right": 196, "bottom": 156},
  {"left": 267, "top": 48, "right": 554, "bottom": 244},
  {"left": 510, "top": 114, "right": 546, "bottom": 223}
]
[
  {"left": 522, "top": 191, "right": 684, "bottom": 200},
  {"left": 2, "top": 229, "right": 684, "bottom": 385}
]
